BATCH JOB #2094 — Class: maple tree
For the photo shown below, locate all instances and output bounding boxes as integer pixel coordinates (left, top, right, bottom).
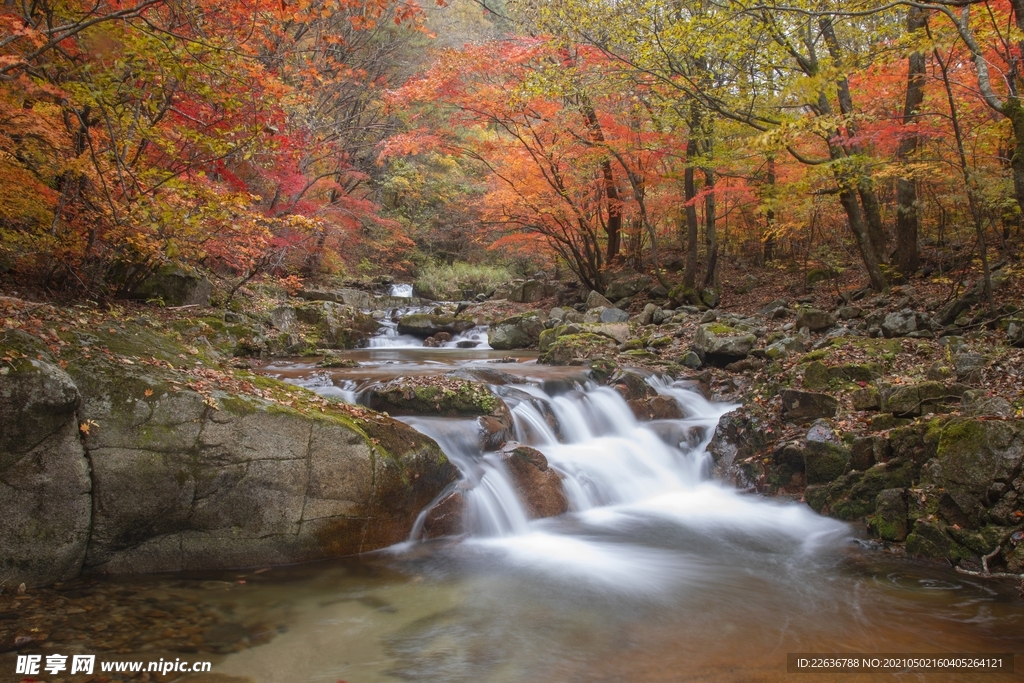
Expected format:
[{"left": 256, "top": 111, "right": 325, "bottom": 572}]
[{"left": 0, "top": 0, "right": 429, "bottom": 292}]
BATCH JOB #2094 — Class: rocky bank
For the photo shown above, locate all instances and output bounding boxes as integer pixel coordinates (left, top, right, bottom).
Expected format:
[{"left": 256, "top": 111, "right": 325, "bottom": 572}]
[{"left": 0, "top": 311, "right": 457, "bottom": 588}]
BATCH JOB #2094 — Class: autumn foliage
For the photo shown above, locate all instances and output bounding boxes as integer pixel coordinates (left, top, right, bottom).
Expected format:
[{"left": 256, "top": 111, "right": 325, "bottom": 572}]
[{"left": 1, "top": 0, "right": 426, "bottom": 294}]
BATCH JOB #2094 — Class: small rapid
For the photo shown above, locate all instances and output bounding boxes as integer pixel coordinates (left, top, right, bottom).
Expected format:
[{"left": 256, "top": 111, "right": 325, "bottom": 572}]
[
  {"left": 278, "top": 358, "right": 850, "bottom": 592},
  {"left": 212, "top": 351, "right": 1024, "bottom": 683}
]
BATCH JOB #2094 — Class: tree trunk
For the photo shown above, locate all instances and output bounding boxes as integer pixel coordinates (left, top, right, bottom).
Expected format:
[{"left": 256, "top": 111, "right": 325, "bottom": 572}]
[
  {"left": 683, "top": 163, "right": 699, "bottom": 289},
  {"left": 895, "top": 7, "right": 927, "bottom": 278},
  {"left": 583, "top": 106, "right": 622, "bottom": 262},
  {"left": 837, "top": 185, "right": 888, "bottom": 292},
  {"left": 683, "top": 101, "right": 701, "bottom": 289},
  {"left": 703, "top": 168, "right": 718, "bottom": 288},
  {"left": 763, "top": 156, "right": 776, "bottom": 263}
]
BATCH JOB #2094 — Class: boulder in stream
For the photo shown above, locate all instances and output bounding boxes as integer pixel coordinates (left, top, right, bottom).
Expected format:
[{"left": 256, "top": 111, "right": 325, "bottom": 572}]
[
  {"left": 396, "top": 314, "right": 475, "bottom": 338},
  {"left": 499, "top": 443, "right": 569, "bottom": 519}
]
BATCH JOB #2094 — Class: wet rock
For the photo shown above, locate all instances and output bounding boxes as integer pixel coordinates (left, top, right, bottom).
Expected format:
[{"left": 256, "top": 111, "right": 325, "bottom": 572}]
[
  {"left": 692, "top": 323, "right": 756, "bottom": 367},
  {"left": 499, "top": 443, "right": 568, "bottom": 518},
  {"left": 422, "top": 490, "right": 465, "bottom": 539},
  {"left": 585, "top": 290, "right": 614, "bottom": 309},
  {"left": 629, "top": 395, "right": 684, "bottom": 421},
  {"left": 478, "top": 415, "right": 513, "bottom": 451},
  {"left": 707, "top": 405, "right": 773, "bottom": 487},
  {"left": 780, "top": 389, "right": 838, "bottom": 424},
  {"left": 397, "top": 314, "right": 475, "bottom": 338},
  {"left": 795, "top": 308, "right": 835, "bottom": 332},
  {"left": 134, "top": 265, "right": 212, "bottom": 306},
  {"left": 0, "top": 344, "right": 91, "bottom": 587},
  {"left": 610, "top": 369, "right": 656, "bottom": 401},
  {"left": 906, "top": 519, "right": 972, "bottom": 561},
  {"left": 488, "top": 314, "right": 545, "bottom": 350},
  {"left": 870, "top": 489, "right": 909, "bottom": 542}
]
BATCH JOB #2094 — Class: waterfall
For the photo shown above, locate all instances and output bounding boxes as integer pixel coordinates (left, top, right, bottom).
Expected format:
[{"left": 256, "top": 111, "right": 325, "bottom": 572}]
[{"left": 389, "top": 283, "right": 414, "bottom": 297}]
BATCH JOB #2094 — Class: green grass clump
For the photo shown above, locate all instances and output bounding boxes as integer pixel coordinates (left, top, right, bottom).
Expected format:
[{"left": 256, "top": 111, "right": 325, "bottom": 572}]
[{"left": 414, "top": 262, "right": 514, "bottom": 300}]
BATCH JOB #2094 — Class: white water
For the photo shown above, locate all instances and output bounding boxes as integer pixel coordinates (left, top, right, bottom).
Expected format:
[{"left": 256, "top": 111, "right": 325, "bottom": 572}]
[
  {"left": 389, "top": 283, "right": 414, "bottom": 297},
  {"left": 367, "top": 304, "right": 492, "bottom": 349},
  {"left": 216, "top": 359, "right": 1024, "bottom": 683},
  {"left": 389, "top": 376, "right": 848, "bottom": 592}
]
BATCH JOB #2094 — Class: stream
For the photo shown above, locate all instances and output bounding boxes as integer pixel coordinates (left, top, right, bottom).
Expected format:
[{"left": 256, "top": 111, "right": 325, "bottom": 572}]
[
  {"left": 7, "top": 306, "right": 1022, "bottom": 682},
  {"left": 219, "top": 333, "right": 1022, "bottom": 682}
]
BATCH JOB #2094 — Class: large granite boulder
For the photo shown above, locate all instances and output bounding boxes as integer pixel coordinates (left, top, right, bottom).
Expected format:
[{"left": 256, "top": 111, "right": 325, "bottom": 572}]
[
  {"left": 0, "top": 335, "right": 92, "bottom": 587},
  {"left": 795, "top": 308, "right": 835, "bottom": 332},
  {"left": 134, "top": 266, "right": 212, "bottom": 306},
  {"left": 932, "top": 419, "right": 1024, "bottom": 526},
  {"left": 605, "top": 274, "right": 652, "bottom": 302},
  {"left": 488, "top": 314, "right": 545, "bottom": 350},
  {"left": 67, "top": 354, "right": 458, "bottom": 574},
  {"left": 692, "top": 323, "right": 756, "bottom": 367},
  {"left": 396, "top": 314, "right": 475, "bottom": 338}
]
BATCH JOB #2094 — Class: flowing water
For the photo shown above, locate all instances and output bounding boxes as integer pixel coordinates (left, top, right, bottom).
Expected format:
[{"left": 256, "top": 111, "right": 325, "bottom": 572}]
[
  {"left": 229, "top": 337, "right": 1024, "bottom": 683},
  {"left": 9, "top": 317, "right": 1020, "bottom": 682}
]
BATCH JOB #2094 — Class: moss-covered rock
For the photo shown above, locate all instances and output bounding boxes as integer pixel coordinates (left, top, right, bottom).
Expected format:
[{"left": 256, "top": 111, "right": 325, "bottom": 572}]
[
  {"left": 539, "top": 333, "right": 616, "bottom": 365},
  {"left": 870, "top": 488, "right": 909, "bottom": 542},
  {"left": 804, "top": 441, "right": 851, "bottom": 485},
  {"left": 133, "top": 265, "right": 212, "bottom": 306},
  {"left": 364, "top": 375, "right": 510, "bottom": 422},
  {"left": 906, "top": 519, "right": 973, "bottom": 561},
  {"left": 934, "top": 418, "right": 1024, "bottom": 526}
]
